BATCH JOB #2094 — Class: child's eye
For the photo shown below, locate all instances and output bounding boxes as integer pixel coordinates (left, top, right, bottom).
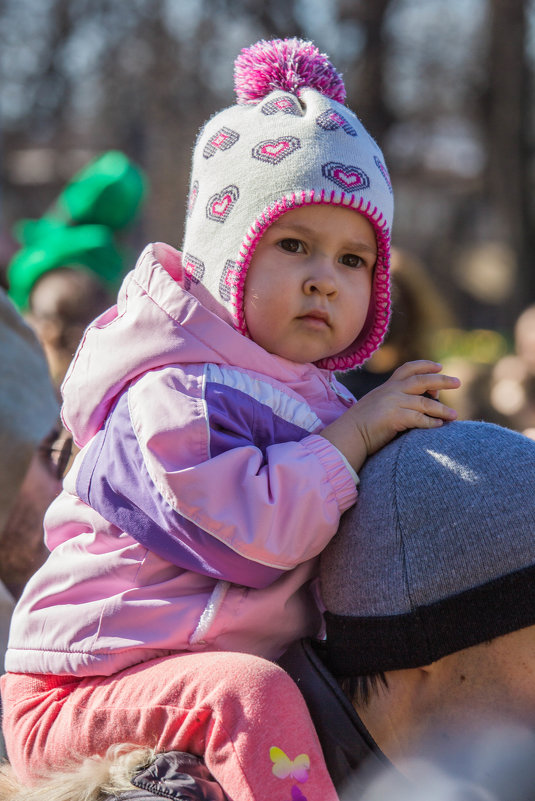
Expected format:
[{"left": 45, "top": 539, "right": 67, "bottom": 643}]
[
  {"left": 278, "top": 238, "right": 304, "bottom": 253},
  {"left": 340, "top": 253, "right": 364, "bottom": 268}
]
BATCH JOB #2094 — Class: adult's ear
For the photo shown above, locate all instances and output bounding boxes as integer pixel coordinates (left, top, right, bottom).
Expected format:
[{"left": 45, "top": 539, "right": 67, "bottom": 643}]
[{"left": 354, "top": 665, "right": 431, "bottom": 765}]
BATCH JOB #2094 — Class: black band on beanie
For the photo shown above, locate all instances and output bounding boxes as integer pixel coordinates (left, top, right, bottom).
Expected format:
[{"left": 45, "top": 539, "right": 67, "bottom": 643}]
[{"left": 323, "top": 562, "right": 535, "bottom": 676}]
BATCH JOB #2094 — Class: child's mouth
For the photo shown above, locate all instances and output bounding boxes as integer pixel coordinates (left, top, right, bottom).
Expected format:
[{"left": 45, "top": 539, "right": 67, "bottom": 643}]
[{"left": 299, "top": 311, "right": 331, "bottom": 328}]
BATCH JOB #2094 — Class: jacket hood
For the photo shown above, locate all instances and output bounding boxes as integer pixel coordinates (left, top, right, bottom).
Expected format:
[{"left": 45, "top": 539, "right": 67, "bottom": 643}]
[{"left": 61, "top": 243, "right": 337, "bottom": 447}]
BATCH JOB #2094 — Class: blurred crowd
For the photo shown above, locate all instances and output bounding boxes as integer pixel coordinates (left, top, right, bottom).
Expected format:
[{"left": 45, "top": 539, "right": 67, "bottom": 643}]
[
  {"left": 2, "top": 151, "right": 535, "bottom": 445},
  {"left": 338, "top": 247, "right": 535, "bottom": 442},
  {"left": 2, "top": 152, "right": 535, "bottom": 439}
]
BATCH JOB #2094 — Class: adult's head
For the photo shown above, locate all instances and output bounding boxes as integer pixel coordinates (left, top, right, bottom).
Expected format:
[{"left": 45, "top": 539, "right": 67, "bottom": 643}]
[
  {"left": 0, "top": 289, "right": 61, "bottom": 599},
  {"left": 320, "top": 421, "right": 535, "bottom": 772},
  {"left": 26, "top": 266, "right": 112, "bottom": 387},
  {"left": 0, "top": 289, "right": 61, "bottom": 760}
]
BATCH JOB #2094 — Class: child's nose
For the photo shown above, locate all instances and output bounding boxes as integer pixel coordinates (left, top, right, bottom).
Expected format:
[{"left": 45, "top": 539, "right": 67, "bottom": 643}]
[{"left": 303, "top": 258, "right": 337, "bottom": 296}]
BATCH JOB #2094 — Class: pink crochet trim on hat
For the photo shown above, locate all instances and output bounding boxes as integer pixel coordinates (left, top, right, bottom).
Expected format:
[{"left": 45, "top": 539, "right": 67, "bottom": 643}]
[
  {"left": 227, "top": 191, "right": 391, "bottom": 372},
  {"left": 234, "top": 38, "right": 346, "bottom": 105}
]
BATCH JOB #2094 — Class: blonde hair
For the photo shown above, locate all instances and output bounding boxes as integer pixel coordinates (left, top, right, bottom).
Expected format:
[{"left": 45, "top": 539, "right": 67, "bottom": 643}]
[{"left": 0, "top": 744, "right": 155, "bottom": 801}]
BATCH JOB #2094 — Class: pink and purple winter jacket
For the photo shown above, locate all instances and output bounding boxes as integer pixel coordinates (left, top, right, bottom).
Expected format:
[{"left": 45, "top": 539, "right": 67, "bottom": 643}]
[{"left": 6, "top": 243, "right": 358, "bottom": 677}]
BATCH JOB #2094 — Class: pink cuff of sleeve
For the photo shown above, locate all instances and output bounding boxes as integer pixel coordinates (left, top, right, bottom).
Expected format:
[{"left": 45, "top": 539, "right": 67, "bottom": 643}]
[{"left": 300, "top": 434, "right": 358, "bottom": 513}]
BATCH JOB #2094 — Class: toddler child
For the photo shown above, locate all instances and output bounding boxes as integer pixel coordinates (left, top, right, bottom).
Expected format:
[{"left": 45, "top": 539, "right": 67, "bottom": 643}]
[{"left": 1, "top": 38, "right": 459, "bottom": 801}]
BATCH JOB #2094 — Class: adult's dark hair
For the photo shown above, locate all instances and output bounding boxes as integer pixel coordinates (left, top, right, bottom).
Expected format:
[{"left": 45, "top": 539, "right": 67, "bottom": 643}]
[{"left": 338, "top": 673, "right": 388, "bottom": 708}]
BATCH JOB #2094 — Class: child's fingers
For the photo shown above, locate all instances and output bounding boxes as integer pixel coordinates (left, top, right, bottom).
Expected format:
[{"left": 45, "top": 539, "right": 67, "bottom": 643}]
[
  {"left": 349, "top": 365, "right": 461, "bottom": 457},
  {"left": 416, "top": 394, "right": 458, "bottom": 421},
  {"left": 409, "top": 413, "right": 445, "bottom": 429},
  {"left": 391, "top": 360, "right": 444, "bottom": 379},
  {"left": 392, "top": 392, "right": 457, "bottom": 425},
  {"left": 402, "top": 372, "right": 461, "bottom": 395},
  {"left": 409, "top": 413, "right": 446, "bottom": 430},
  {"left": 389, "top": 361, "right": 461, "bottom": 395},
  {"left": 391, "top": 400, "right": 456, "bottom": 436},
  {"left": 363, "top": 400, "right": 454, "bottom": 454}
]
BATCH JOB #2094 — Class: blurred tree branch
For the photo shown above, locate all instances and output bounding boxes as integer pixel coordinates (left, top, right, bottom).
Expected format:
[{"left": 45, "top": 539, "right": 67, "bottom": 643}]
[
  {"left": 338, "top": 0, "right": 395, "bottom": 140},
  {"left": 483, "top": 0, "right": 531, "bottom": 306},
  {"left": 1, "top": 0, "right": 534, "bottom": 330}
]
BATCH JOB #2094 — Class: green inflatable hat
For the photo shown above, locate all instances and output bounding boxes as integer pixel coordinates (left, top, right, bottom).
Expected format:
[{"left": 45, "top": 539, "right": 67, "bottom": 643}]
[
  {"left": 57, "top": 150, "right": 147, "bottom": 230},
  {"left": 7, "top": 225, "right": 124, "bottom": 311},
  {"left": 15, "top": 151, "right": 147, "bottom": 247}
]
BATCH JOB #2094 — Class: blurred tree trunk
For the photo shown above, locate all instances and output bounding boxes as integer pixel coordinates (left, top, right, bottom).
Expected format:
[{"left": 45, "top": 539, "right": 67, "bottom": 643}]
[
  {"left": 484, "top": 0, "right": 532, "bottom": 308},
  {"left": 339, "top": 0, "right": 394, "bottom": 142}
]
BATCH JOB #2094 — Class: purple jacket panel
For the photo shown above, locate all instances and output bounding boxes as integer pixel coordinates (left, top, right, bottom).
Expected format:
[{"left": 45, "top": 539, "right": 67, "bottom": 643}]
[
  {"left": 76, "top": 391, "right": 290, "bottom": 589},
  {"left": 205, "top": 381, "right": 311, "bottom": 460}
]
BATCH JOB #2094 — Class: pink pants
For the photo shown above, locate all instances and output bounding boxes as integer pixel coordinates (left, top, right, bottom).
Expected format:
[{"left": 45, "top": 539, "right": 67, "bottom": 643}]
[{"left": 1, "top": 651, "right": 339, "bottom": 801}]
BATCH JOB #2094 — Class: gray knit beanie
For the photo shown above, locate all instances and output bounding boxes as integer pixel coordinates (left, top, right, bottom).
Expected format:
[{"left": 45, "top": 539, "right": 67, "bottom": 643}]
[
  {"left": 320, "top": 421, "right": 535, "bottom": 675},
  {"left": 0, "top": 290, "right": 59, "bottom": 533},
  {"left": 181, "top": 38, "right": 393, "bottom": 371}
]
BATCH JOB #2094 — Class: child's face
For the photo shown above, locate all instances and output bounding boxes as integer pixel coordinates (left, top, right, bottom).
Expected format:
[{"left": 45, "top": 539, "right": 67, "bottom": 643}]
[{"left": 244, "top": 204, "right": 377, "bottom": 364}]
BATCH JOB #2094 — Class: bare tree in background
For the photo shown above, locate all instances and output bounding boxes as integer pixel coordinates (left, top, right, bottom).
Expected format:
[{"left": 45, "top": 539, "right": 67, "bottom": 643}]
[
  {"left": 0, "top": 0, "right": 534, "bottom": 334},
  {"left": 338, "top": 0, "right": 394, "bottom": 142},
  {"left": 483, "top": 0, "right": 532, "bottom": 305}
]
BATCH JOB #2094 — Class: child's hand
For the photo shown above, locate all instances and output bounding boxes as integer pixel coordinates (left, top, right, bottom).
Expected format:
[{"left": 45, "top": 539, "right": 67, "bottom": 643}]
[{"left": 321, "top": 360, "right": 460, "bottom": 473}]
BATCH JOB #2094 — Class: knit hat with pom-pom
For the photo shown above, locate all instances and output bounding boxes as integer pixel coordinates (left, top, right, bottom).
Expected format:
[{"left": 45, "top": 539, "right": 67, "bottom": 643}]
[{"left": 181, "top": 38, "right": 393, "bottom": 371}]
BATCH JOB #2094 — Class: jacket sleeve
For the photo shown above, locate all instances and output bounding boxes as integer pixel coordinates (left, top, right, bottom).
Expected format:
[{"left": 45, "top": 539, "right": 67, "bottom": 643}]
[
  {"left": 116, "top": 750, "right": 229, "bottom": 801},
  {"left": 75, "top": 365, "right": 358, "bottom": 589}
]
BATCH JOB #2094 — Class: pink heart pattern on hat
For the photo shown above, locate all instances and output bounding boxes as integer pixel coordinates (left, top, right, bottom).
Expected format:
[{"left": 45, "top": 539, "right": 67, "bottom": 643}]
[
  {"left": 261, "top": 96, "right": 301, "bottom": 116},
  {"left": 252, "top": 137, "right": 301, "bottom": 165},
  {"left": 316, "top": 109, "right": 357, "bottom": 137},
  {"left": 219, "top": 259, "right": 242, "bottom": 301},
  {"left": 206, "top": 185, "right": 239, "bottom": 222},
  {"left": 182, "top": 253, "right": 205, "bottom": 290},
  {"left": 374, "top": 155, "right": 393, "bottom": 194},
  {"left": 203, "top": 127, "right": 240, "bottom": 159},
  {"left": 322, "top": 161, "right": 370, "bottom": 191}
]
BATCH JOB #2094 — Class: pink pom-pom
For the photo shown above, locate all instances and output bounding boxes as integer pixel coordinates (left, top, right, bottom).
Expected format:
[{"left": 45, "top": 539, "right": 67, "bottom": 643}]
[{"left": 234, "top": 38, "right": 346, "bottom": 105}]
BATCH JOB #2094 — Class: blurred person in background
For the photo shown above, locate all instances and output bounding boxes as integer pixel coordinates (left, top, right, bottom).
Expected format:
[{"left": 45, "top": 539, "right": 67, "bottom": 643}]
[
  {"left": 6, "top": 151, "right": 147, "bottom": 388},
  {"left": 0, "top": 289, "right": 61, "bottom": 760},
  {"left": 488, "top": 304, "right": 535, "bottom": 438},
  {"left": 338, "top": 248, "right": 455, "bottom": 398},
  {"left": 24, "top": 263, "right": 114, "bottom": 389}
]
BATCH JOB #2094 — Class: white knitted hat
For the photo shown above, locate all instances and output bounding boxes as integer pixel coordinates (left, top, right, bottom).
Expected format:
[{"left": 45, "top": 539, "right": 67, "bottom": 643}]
[{"left": 182, "top": 39, "right": 393, "bottom": 371}]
